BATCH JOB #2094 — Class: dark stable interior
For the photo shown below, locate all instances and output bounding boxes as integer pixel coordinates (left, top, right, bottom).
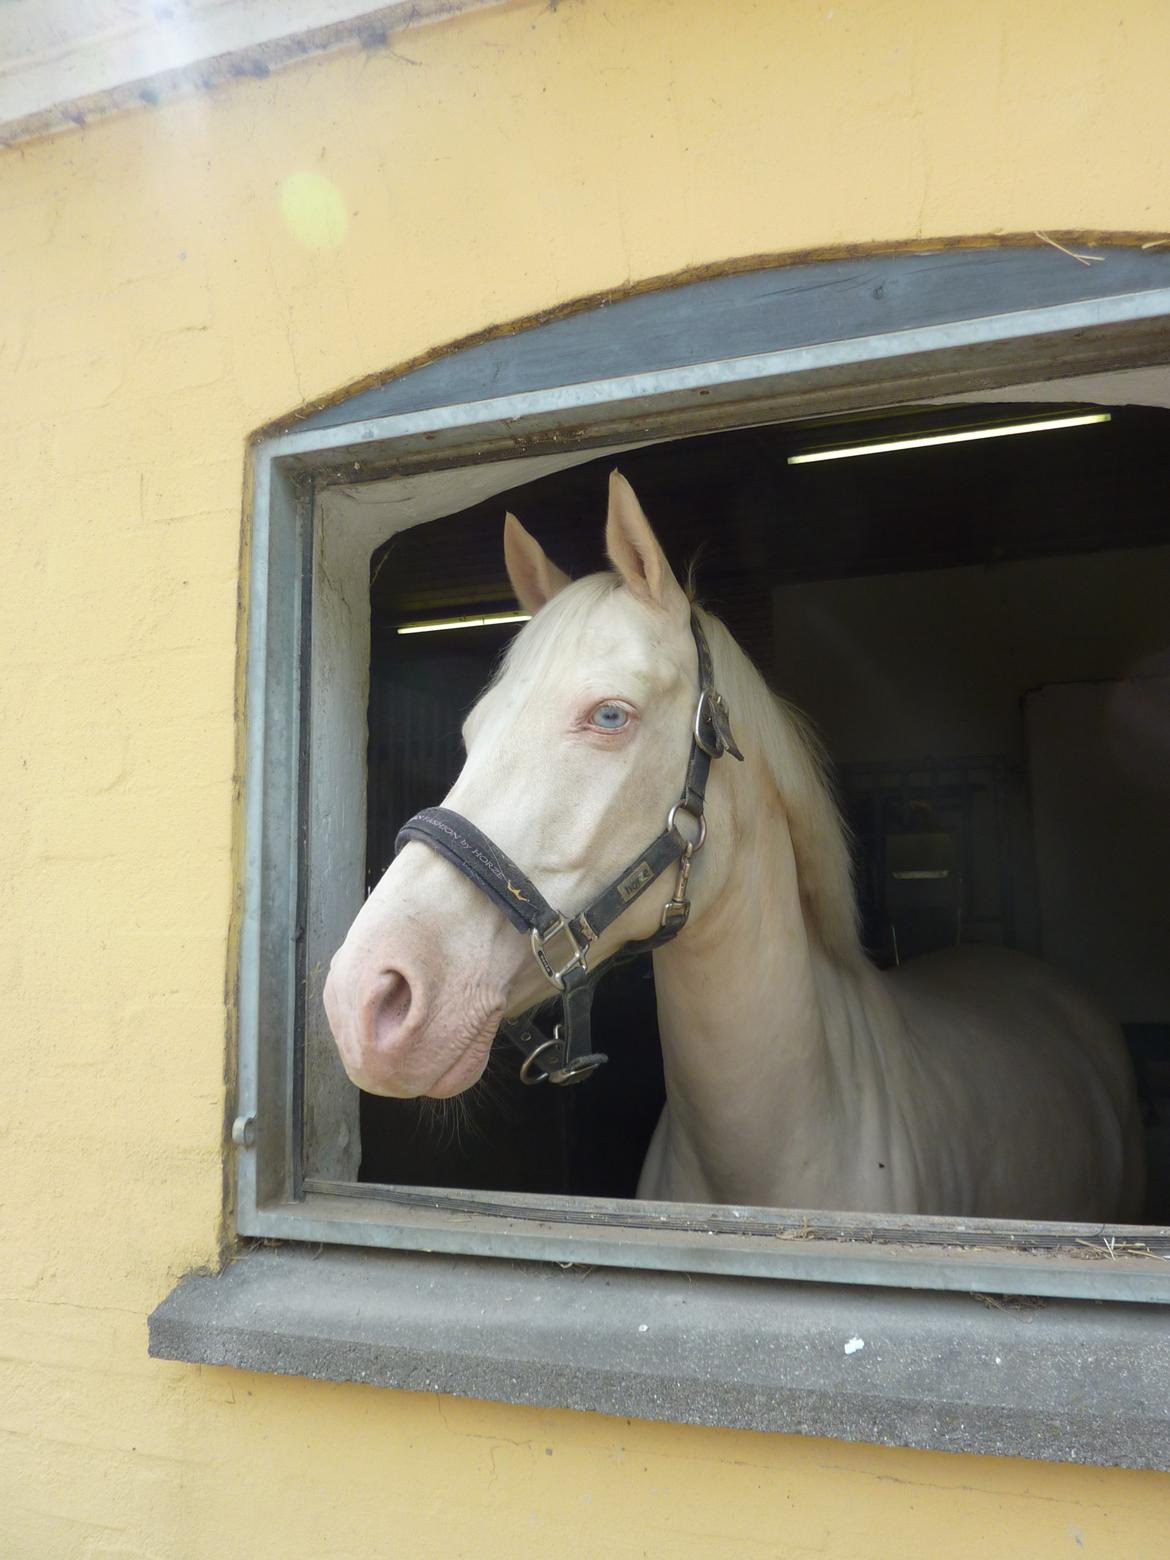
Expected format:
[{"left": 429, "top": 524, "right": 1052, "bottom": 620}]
[{"left": 357, "top": 403, "right": 1170, "bottom": 1212}]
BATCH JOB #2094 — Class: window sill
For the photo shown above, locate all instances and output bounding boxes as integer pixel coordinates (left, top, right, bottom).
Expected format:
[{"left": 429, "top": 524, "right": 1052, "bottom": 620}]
[{"left": 148, "top": 1243, "right": 1170, "bottom": 1469}]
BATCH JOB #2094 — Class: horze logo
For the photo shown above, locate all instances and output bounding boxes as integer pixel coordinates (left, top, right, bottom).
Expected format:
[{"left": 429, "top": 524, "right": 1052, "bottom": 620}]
[{"left": 617, "top": 861, "right": 654, "bottom": 902}]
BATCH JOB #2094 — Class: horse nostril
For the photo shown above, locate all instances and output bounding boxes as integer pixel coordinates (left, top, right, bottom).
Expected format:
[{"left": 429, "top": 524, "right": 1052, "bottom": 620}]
[{"left": 367, "top": 968, "right": 414, "bottom": 1053}]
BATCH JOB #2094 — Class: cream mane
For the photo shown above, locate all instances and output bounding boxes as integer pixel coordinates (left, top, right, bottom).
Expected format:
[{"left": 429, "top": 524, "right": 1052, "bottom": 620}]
[{"left": 696, "top": 606, "right": 863, "bottom": 966}]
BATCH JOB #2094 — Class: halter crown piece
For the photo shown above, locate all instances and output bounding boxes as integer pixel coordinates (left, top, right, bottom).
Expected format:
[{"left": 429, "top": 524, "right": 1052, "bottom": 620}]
[{"left": 394, "top": 613, "right": 743, "bottom": 1086}]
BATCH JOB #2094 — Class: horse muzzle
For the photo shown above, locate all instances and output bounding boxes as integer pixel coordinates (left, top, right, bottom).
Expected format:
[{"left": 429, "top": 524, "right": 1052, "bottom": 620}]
[{"left": 324, "top": 947, "right": 505, "bottom": 1099}]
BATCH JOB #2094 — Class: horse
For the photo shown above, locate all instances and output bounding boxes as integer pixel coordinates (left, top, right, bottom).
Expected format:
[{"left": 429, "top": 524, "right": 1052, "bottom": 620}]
[{"left": 324, "top": 471, "right": 1144, "bottom": 1218}]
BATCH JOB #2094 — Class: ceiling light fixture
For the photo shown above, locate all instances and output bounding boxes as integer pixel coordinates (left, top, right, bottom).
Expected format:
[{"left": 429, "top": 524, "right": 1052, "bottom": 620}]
[
  {"left": 396, "top": 612, "right": 531, "bottom": 636},
  {"left": 787, "top": 411, "right": 1111, "bottom": 465}
]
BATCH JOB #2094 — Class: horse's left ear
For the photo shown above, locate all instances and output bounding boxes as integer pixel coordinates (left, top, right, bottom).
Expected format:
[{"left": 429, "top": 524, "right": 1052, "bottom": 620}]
[{"left": 605, "top": 471, "right": 689, "bottom": 624}]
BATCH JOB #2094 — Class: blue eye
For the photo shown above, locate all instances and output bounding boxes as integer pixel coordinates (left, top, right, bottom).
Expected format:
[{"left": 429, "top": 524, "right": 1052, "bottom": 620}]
[{"left": 590, "top": 701, "right": 630, "bottom": 730}]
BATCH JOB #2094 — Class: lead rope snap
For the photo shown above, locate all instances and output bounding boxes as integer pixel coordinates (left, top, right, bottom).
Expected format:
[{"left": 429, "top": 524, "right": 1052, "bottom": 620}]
[{"left": 660, "top": 840, "right": 695, "bottom": 930}]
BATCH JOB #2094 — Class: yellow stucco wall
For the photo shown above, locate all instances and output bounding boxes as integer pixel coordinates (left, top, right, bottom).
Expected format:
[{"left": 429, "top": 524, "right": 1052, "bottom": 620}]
[{"left": 4, "top": 1, "right": 1170, "bottom": 1554}]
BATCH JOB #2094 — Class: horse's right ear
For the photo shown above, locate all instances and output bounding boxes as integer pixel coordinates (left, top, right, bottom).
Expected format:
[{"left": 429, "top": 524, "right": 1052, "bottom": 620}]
[
  {"left": 503, "top": 512, "right": 572, "bottom": 615},
  {"left": 606, "top": 470, "right": 689, "bottom": 624}
]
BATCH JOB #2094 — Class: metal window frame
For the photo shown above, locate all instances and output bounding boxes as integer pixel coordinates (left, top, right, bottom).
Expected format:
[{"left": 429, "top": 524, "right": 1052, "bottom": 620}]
[{"left": 235, "top": 267, "right": 1170, "bottom": 1304}]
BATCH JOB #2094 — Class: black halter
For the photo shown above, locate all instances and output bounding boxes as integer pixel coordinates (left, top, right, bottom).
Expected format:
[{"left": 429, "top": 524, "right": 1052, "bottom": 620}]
[{"left": 394, "top": 613, "right": 743, "bottom": 1086}]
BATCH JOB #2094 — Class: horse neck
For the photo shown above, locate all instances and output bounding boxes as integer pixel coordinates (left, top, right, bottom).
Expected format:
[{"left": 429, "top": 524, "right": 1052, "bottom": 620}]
[{"left": 649, "top": 715, "right": 853, "bottom": 1205}]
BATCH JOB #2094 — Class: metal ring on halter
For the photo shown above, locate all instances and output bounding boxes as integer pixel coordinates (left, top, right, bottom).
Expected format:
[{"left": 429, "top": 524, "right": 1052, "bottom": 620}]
[
  {"left": 667, "top": 800, "right": 707, "bottom": 853},
  {"left": 519, "top": 1037, "right": 564, "bottom": 1086}
]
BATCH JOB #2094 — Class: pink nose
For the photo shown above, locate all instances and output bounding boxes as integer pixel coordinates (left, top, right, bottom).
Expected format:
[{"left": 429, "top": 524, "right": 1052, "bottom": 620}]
[
  {"left": 324, "top": 957, "right": 423, "bottom": 1086},
  {"left": 361, "top": 967, "right": 416, "bottom": 1057}
]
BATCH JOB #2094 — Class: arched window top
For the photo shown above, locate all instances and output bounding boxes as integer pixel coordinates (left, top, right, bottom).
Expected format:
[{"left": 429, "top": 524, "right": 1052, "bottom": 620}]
[{"left": 293, "top": 244, "right": 1170, "bottom": 436}]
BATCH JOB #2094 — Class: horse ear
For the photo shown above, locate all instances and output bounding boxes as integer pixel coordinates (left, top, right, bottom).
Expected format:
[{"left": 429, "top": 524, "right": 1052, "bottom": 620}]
[
  {"left": 504, "top": 512, "right": 571, "bottom": 614},
  {"left": 605, "top": 471, "right": 688, "bottom": 622}
]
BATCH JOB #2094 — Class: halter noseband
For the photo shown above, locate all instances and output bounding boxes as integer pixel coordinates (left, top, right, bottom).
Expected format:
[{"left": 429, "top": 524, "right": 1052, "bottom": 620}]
[{"left": 394, "top": 613, "right": 743, "bottom": 1086}]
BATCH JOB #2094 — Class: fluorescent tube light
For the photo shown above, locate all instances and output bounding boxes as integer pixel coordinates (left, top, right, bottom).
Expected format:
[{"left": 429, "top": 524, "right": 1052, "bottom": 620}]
[
  {"left": 787, "top": 412, "right": 1111, "bottom": 465},
  {"left": 396, "top": 612, "right": 531, "bottom": 636}
]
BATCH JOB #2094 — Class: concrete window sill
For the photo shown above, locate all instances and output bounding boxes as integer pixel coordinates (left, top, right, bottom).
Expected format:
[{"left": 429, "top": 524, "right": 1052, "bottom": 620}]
[{"left": 149, "top": 1243, "right": 1170, "bottom": 1469}]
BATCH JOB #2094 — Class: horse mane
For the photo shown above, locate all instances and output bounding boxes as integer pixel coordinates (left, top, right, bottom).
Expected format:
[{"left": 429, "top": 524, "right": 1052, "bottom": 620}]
[{"left": 696, "top": 606, "right": 864, "bottom": 968}]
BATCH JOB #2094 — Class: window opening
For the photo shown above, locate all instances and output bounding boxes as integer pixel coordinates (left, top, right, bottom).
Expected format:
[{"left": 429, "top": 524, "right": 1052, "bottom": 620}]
[
  {"left": 355, "top": 403, "right": 1170, "bottom": 1219},
  {"left": 234, "top": 249, "right": 1170, "bottom": 1296}
]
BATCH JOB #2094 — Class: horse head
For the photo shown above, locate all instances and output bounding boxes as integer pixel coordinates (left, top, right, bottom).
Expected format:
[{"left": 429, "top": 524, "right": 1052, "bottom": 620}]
[{"left": 323, "top": 473, "right": 733, "bottom": 1098}]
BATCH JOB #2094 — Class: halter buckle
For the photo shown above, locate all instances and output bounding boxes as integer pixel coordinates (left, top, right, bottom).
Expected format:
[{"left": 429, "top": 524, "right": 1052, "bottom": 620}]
[
  {"left": 694, "top": 688, "right": 723, "bottom": 758},
  {"left": 530, "top": 916, "right": 590, "bottom": 990},
  {"left": 694, "top": 687, "right": 744, "bottom": 762}
]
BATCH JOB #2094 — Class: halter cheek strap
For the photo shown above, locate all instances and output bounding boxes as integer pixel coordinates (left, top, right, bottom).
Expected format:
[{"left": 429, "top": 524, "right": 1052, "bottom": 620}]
[{"left": 394, "top": 613, "right": 743, "bottom": 1086}]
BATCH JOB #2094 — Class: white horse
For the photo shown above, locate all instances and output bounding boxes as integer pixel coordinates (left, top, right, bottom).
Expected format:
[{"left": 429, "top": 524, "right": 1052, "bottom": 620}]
[{"left": 325, "top": 473, "right": 1144, "bottom": 1219}]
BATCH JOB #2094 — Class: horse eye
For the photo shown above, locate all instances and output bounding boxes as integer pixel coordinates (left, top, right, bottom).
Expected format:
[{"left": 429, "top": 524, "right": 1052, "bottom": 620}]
[{"left": 589, "top": 701, "right": 630, "bottom": 731}]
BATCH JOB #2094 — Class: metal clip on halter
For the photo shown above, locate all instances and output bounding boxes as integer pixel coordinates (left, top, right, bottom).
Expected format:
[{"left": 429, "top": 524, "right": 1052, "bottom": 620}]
[
  {"left": 660, "top": 800, "right": 706, "bottom": 931},
  {"left": 394, "top": 612, "right": 743, "bottom": 1088}
]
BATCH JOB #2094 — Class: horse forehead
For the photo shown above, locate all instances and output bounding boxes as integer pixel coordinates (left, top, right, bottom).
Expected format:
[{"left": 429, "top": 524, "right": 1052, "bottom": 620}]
[
  {"left": 464, "top": 593, "right": 690, "bottom": 744},
  {"left": 522, "top": 600, "right": 686, "bottom": 690},
  {"left": 546, "top": 595, "right": 688, "bottom": 687},
  {"left": 569, "top": 629, "right": 676, "bottom": 691}
]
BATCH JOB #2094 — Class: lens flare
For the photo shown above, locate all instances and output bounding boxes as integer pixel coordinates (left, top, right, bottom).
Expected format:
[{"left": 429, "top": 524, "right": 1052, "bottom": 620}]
[{"left": 278, "top": 171, "right": 348, "bottom": 250}]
